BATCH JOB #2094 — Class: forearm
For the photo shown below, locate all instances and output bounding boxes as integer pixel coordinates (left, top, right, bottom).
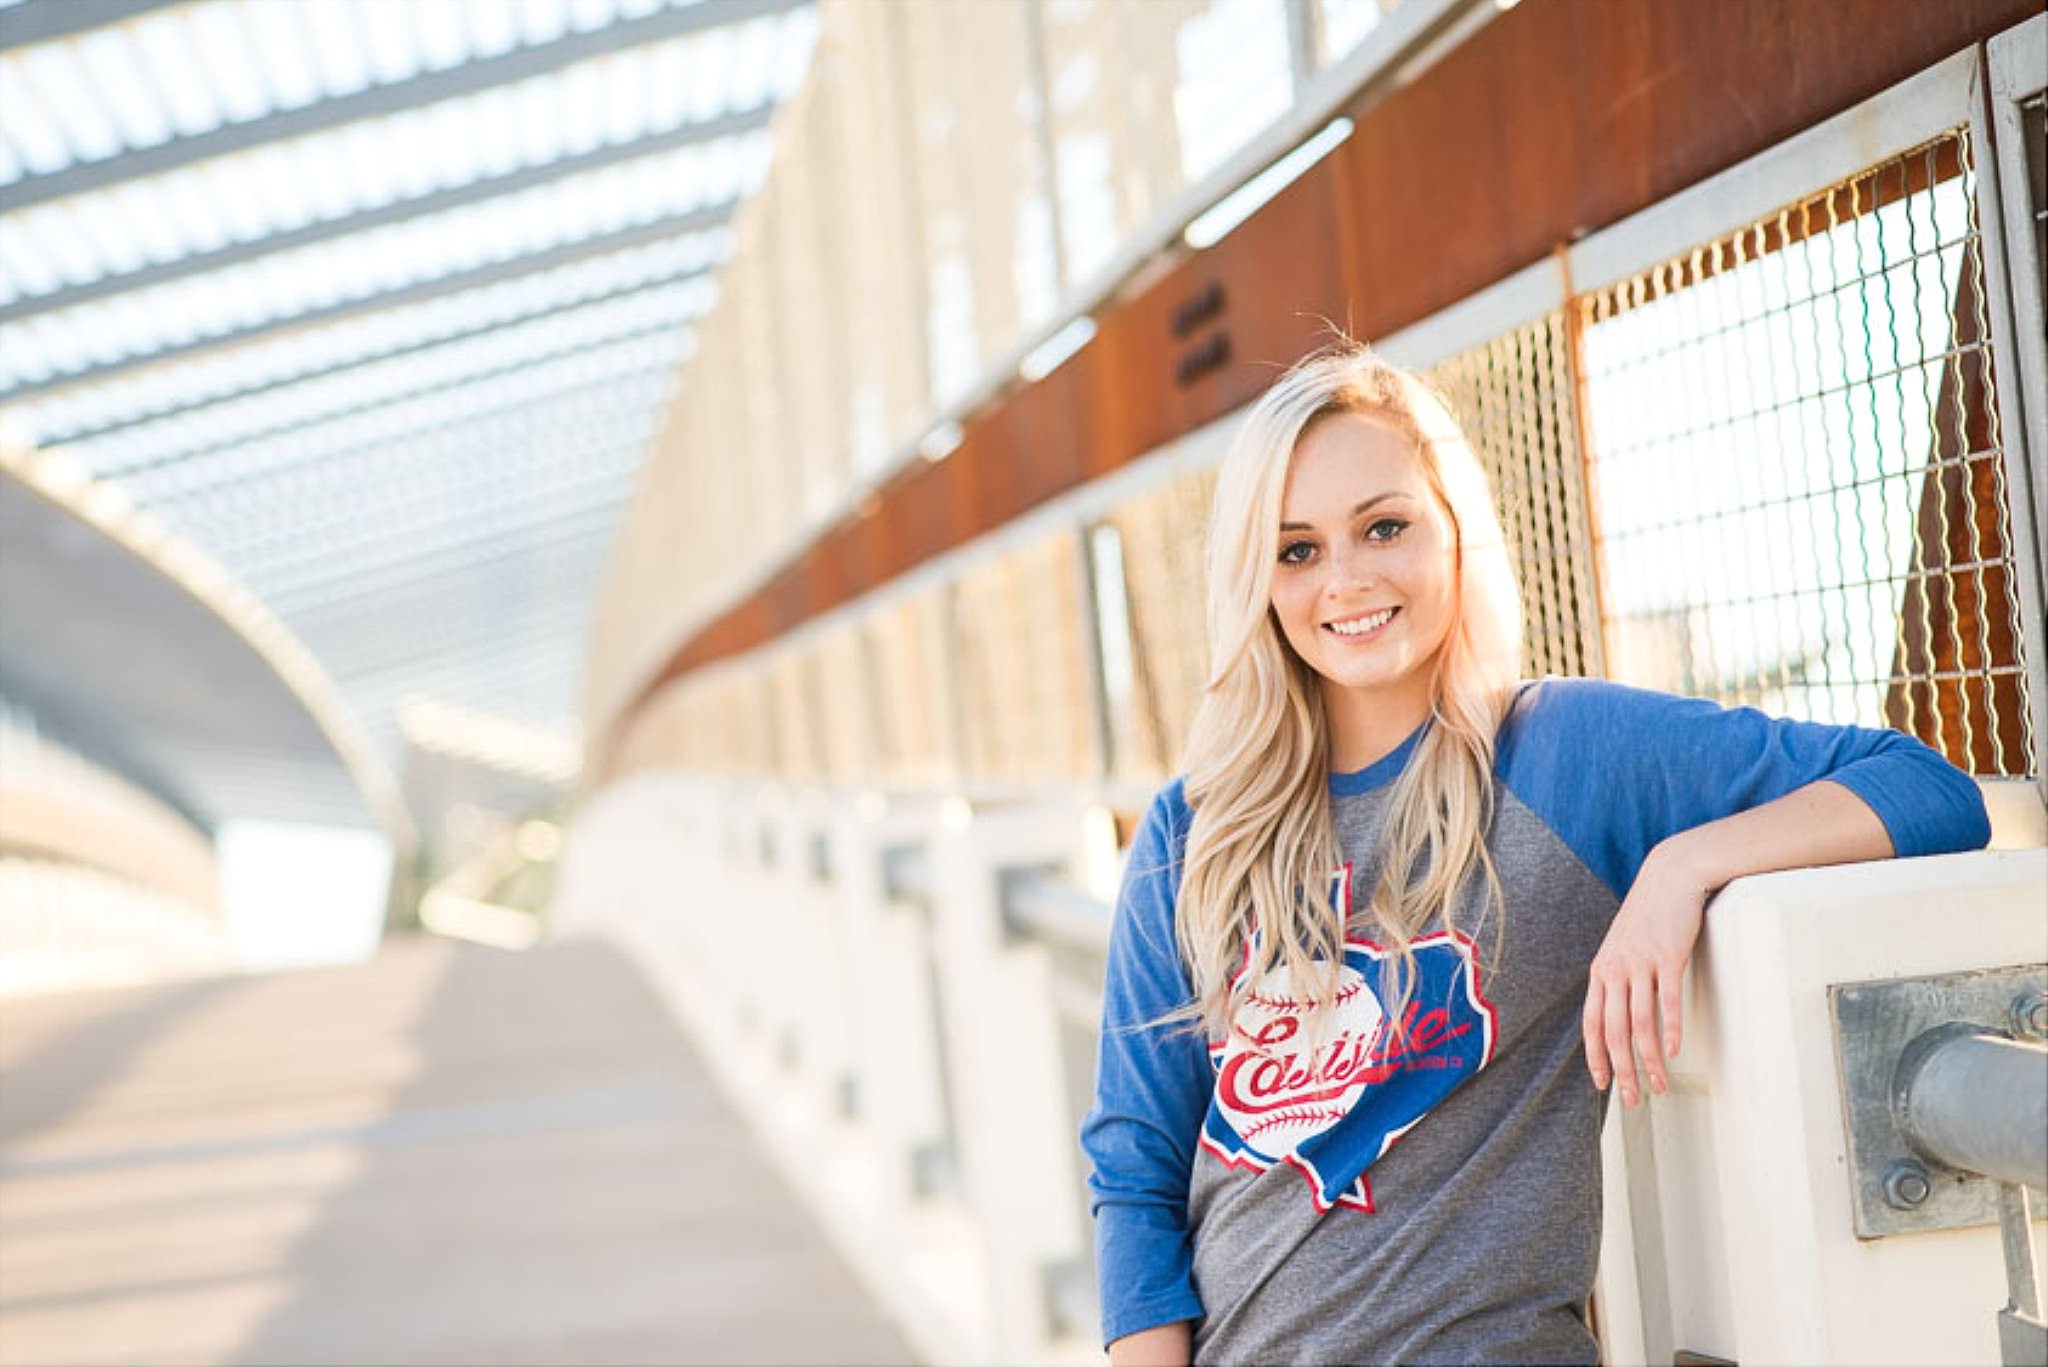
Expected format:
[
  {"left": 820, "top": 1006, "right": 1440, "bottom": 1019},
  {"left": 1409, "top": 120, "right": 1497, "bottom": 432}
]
[
  {"left": 1109, "top": 1321, "right": 1192, "bottom": 1367},
  {"left": 1650, "top": 777, "right": 1893, "bottom": 894}
]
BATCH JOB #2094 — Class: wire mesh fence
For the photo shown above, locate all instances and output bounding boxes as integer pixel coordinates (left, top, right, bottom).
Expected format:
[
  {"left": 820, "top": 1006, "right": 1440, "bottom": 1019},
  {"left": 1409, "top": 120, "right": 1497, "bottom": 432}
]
[
  {"left": 1428, "top": 312, "right": 1606, "bottom": 683},
  {"left": 1577, "top": 128, "right": 2035, "bottom": 777}
]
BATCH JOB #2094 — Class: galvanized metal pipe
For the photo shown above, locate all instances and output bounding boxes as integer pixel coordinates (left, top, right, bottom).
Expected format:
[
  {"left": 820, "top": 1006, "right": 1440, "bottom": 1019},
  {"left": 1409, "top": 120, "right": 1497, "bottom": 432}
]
[{"left": 1898, "top": 1030, "right": 2048, "bottom": 1191}]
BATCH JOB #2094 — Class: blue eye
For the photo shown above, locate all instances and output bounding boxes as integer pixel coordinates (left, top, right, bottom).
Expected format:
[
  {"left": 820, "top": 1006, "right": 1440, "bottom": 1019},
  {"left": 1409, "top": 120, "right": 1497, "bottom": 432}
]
[
  {"left": 1364, "top": 518, "right": 1409, "bottom": 542},
  {"left": 1278, "top": 540, "right": 1316, "bottom": 565}
]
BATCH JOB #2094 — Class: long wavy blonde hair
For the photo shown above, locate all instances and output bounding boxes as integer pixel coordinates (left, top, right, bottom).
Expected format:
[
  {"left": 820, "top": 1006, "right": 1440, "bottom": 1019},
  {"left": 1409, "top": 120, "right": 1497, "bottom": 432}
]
[{"left": 1176, "top": 342, "right": 1523, "bottom": 1041}]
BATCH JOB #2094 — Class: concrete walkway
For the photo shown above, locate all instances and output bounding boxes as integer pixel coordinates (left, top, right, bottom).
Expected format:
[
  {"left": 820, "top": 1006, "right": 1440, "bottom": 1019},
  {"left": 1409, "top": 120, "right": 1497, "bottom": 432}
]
[{"left": 0, "top": 935, "right": 914, "bottom": 1366}]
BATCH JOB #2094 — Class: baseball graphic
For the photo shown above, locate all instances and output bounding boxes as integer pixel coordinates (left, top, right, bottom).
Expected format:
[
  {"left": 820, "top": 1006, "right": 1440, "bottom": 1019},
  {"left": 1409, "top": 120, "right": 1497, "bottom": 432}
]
[{"left": 1213, "top": 959, "right": 1386, "bottom": 1160}]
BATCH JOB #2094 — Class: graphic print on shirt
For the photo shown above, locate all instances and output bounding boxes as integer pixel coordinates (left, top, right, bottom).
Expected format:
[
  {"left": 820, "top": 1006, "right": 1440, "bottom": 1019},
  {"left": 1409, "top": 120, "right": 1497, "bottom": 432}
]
[{"left": 1199, "top": 863, "right": 1497, "bottom": 1213}]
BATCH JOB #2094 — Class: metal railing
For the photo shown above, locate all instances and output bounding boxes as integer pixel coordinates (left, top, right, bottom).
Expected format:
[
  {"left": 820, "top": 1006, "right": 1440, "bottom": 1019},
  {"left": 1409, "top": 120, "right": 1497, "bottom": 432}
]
[
  {"left": 1834, "top": 970, "right": 2048, "bottom": 1366},
  {"left": 1897, "top": 1026, "right": 2048, "bottom": 1366}
]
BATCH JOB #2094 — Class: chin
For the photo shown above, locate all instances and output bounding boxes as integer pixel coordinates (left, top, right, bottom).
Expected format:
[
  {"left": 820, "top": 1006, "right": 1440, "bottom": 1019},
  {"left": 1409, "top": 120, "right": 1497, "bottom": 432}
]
[{"left": 1307, "top": 652, "right": 1418, "bottom": 695}]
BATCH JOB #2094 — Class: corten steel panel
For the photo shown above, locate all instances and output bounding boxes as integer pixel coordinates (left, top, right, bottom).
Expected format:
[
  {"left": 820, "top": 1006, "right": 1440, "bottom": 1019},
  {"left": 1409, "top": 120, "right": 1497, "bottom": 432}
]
[
  {"left": 607, "top": 0, "right": 2036, "bottom": 770},
  {"left": 1199, "top": 164, "right": 1351, "bottom": 409},
  {"left": 878, "top": 462, "right": 946, "bottom": 581},
  {"left": 1092, "top": 163, "right": 1350, "bottom": 470},
  {"left": 940, "top": 426, "right": 992, "bottom": 555},
  {"left": 976, "top": 348, "right": 1094, "bottom": 524},
  {"left": 1090, "top": 278, "right": 1187, "bottom": 470},
  {"left": 1330, "top": 0, "right": 2038, "bottom": 333},
  {"left": 798, "top": 539, "right": 838, "bottom": 623},
  {"left": 845, "top": 500, "right": 891, "bottom": 592}
]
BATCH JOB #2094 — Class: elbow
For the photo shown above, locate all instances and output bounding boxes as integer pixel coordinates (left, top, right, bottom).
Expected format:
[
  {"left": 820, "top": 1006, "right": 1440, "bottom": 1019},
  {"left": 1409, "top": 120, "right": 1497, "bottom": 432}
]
[
  {"left": 1918, "top": 760, "right": 1992, "bottom": 855},
  {"left": 1956, "top": 775, "right": 1994, "bottom": 852}
]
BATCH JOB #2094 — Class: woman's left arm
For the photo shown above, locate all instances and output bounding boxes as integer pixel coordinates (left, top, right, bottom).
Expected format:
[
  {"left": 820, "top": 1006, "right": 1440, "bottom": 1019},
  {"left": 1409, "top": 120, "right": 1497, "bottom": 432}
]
[{"left": 1582, "top": 777, "right": 1893, "bottom": 1107}]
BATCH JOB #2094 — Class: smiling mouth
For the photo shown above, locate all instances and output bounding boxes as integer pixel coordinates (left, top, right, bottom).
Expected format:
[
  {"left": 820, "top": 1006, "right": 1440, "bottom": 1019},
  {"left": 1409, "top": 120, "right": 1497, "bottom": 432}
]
[{"left": 1325, "top": 607, "right": 1399, "bottom": 638}]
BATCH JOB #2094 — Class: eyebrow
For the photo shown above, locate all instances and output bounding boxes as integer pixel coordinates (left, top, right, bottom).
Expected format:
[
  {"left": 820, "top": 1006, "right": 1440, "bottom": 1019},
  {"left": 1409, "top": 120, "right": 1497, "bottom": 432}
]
[{"left": 1279, "top": 491, "right": 1411, "bottom": 533}]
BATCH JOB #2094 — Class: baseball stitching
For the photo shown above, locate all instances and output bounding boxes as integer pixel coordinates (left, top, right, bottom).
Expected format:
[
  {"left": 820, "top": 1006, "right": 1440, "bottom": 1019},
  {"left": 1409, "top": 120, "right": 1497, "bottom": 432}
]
[
  {"left": 1240, "top": 1106, "right": 1348, "bottom": 1140},
  {"left": 1244, "top": 976, "right": 1366, "bottom": 1011}
]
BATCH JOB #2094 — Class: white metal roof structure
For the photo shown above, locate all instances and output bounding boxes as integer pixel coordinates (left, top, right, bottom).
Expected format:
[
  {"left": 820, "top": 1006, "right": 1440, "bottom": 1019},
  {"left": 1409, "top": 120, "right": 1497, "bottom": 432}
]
[{"left": 0, "top": 0, "right": 817, "bottom": 831}]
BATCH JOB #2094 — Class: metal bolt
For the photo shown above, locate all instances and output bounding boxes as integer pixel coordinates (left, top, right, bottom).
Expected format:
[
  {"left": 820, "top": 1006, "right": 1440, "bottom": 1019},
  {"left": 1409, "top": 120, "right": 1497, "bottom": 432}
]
[
  {"left": 2010, "top": 989, "right": 2048, "bottom": 1041},
  {"left": 1883, "top": 1159, "right": 1933, "bottom": 1209}
]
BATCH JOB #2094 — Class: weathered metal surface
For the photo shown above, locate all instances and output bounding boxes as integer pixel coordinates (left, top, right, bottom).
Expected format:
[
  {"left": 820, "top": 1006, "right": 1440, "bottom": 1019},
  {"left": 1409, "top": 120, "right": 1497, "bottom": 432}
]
[{"left": 1830, "top": 963, "right": 2048, "bottom": 1238}]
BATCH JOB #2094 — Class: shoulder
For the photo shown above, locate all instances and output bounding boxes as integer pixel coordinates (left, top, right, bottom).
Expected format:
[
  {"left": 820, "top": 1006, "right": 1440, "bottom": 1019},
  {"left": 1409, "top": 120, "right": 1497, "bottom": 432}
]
[
  {"left": 1131, "top": 776, "right": 1194, "bottom": 870},
  {"left": 1496, "top": 676, "right": 1714, "bottom": 771},
  {"left": 1109, "top": 778, "right": 1197, "bottom": 970}
]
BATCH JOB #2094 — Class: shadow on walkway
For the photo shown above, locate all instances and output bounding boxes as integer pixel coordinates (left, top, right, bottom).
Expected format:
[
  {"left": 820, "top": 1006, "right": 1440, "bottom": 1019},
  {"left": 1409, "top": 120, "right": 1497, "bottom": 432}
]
[{"left": 0, "top": 936, "right": 914, "bottom": 1366}]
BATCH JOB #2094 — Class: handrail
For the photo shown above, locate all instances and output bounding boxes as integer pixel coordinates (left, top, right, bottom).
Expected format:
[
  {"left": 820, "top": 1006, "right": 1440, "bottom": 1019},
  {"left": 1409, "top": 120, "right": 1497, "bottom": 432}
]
[
  {"left": 1892, "top": 1024, "right": 2048, "bottom": 1366},
  {"left": 1001, "top": 871, "right": 1113, "bottom": 955},
  {"left": 1897, "top": 1029, "right": 2048, "bottom": 1191}
]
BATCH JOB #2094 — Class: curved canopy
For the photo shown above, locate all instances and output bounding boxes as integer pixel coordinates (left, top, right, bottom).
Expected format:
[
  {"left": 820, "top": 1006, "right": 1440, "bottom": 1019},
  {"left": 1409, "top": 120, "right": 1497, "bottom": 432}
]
[
  {"left": 0, "top": 457, "right": 393, "bottom": 833},
  {"left": 0, "top": 0, "right": 817, "bottom": 819}
]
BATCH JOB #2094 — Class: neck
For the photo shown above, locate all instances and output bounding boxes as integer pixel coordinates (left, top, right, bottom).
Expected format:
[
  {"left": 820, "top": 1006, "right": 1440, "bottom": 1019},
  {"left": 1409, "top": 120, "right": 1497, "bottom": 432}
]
[{"left": 1321, "top": 671, "right": 1436, "bottom": 772}]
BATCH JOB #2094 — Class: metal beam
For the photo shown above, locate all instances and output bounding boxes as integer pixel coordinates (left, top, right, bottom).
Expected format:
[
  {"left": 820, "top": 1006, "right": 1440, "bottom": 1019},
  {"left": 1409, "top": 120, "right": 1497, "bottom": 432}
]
[
  {"left": 279, "top": 512, "right": 623, "bottom": 621},
  {"left": 313, "top": 609, "right": 605, "bottom": 685},
  {"left": 315, "top": 592, "right": 604, "bottom": 684},
  {"left": 0, "top": 107, "right": 765, "bottom": 328},
  {"left": 313, "top": 572, "right": 603, "bottom": 654},
  {"left": 144, "top": 361, "right": 671, "bottom": 508},
  {"left": 102, "top": 312, "right": 694, "bottom": 480},
  {"left": 41, "top": 260, "right": 714, "bottom": 446},
  {"left": 0, "top": 0, "right": 806, "bottom": 213},
  {"left": 257, "top": 461, "right": 638, "bottom": 601},
  {"left": 218, "top": 443, "right": 640, "bottom": 587},
  {"left": 4, "top": 205, "right": 727, "bottom": 403},
  {"left": 243, "top": 463, "right": 638, "bottom": 597},
  {"left": 0, "top": 0, "right": 183, "bottom": 51},
  {"left": 334, "top": 628, "right": 595, "bottom": 698}
]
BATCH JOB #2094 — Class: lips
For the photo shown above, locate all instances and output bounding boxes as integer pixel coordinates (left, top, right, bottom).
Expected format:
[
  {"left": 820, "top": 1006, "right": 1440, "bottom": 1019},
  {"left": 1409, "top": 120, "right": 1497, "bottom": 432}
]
[{"left": 1325, "top": 607, "right": 1399, "bottom": 639}]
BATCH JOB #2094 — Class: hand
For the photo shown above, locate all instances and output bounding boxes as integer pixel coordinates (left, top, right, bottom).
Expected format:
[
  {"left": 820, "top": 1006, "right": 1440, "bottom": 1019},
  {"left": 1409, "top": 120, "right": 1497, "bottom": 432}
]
[{"left": 1582, "top": 840, "right": 1710, "bottom": 1107}]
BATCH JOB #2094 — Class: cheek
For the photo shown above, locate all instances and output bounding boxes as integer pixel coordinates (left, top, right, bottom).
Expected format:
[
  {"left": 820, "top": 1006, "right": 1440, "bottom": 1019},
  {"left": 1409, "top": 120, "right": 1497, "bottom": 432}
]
[
  {"left": 1269, "top": 578, "right": 1320, "bottom": 641},
  {"left": 1400, "top": 531, "right": 1457, "bottom": 608}
]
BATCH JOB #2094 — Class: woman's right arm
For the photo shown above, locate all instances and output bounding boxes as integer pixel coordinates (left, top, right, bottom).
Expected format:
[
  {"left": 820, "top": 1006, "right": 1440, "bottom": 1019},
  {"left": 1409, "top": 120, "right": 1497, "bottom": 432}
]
[
  {"left": 1110, "top": 1321, "right": 1194, "bottom": 1367},
  {"left": 1081, "top": 782, "right": 1212, "bottom": 1358}
]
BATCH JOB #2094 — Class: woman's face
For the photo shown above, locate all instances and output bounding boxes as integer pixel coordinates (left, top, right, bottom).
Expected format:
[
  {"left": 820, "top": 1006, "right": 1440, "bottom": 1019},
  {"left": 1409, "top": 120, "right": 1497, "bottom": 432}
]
[{"left": 1268, "top": 411, "right": 1459, "bottom": 707}]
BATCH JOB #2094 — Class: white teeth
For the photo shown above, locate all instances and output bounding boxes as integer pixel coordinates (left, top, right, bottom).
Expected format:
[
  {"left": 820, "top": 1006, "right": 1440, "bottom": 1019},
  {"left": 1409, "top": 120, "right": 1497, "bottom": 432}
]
[{"left": 1329, "top": 609, "right": 1395, "bottom": 637}]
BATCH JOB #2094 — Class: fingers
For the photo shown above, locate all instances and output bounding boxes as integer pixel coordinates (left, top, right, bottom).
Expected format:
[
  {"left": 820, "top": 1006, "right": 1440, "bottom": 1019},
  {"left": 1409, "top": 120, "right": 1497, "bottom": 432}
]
[
  {"left": 1632, "top": 968, "right": 1666, "bottom": 1096},
  {"left": 1603, "top": 977, "right": 1636, "bottom": 1106},
  {"left": 1587, "top": 952, "right": 1691, "bottom": 1104},
  {"left": 1658, "top": 959, "right": 1684, "bottom": 1063},
  {"left": 1582, "top": 978, "right": 1609, "bottom": 1091}
]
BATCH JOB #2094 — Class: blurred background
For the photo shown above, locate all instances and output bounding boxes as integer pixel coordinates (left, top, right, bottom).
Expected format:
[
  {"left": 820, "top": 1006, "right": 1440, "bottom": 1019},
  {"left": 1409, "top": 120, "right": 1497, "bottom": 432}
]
[{"left": 0, "top": 0, "right": 2043, "bottom": 1363}]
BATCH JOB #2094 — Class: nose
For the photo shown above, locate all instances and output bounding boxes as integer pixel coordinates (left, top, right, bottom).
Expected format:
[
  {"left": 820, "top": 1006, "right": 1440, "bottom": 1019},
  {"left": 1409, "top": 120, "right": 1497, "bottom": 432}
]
[{"left": 1324, "top": 540, "right": 1376, "bottom": 595}]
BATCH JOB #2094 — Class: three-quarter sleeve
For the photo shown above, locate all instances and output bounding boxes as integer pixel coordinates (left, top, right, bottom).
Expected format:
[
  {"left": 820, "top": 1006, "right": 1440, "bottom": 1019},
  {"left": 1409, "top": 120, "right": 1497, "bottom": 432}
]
[
  {"left": 1496, "top": 678, "right": 1992, "bottom": 900},
  {"left": 1080, "top": 780, "right": 1212, "bottom": 1347}
]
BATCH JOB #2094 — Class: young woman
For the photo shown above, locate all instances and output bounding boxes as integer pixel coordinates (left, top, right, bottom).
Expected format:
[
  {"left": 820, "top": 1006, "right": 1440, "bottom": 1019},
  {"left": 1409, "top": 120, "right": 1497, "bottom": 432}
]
[{"left": 1081, "top": 344, "right": 1990, "bottom": 1366}]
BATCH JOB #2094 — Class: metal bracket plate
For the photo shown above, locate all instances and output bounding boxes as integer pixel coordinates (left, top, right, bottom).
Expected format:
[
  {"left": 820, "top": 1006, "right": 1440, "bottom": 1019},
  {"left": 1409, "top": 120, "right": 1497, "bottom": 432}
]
[{"left": 1829, "top": 963, "right": 2048, "bottom": 1238}]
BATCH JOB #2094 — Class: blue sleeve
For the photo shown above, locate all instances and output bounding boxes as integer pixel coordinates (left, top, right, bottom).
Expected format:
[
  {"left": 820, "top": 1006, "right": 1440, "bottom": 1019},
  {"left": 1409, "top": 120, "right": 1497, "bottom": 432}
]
[
  {"left": 1497, "top": 678, "right": 1992, "bottom": 901},
  {"left": 1080, "top": 779, "right": 1211, "bottom": 1347}
]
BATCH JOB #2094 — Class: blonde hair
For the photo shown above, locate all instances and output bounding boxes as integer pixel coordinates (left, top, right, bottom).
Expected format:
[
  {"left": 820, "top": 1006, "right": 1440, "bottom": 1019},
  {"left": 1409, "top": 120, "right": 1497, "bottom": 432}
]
[{"left": 1175, "top": 342, "right": 1523, "bottom": 1042}]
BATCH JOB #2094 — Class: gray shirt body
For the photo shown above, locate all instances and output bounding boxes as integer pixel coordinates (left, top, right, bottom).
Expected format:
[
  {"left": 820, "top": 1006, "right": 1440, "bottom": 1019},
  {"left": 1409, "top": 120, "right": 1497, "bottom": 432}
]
[{"left": 1188, "top": 782, "right": 1615, "bottom": 1366}]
